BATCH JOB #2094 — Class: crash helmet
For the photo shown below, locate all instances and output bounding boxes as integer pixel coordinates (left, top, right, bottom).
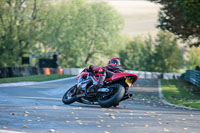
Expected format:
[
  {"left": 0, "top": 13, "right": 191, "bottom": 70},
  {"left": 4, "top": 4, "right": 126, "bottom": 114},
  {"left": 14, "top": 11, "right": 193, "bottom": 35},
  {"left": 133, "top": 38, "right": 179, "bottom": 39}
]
[{"left": 108, "top": 57, "right": 121, "bottom": 65}]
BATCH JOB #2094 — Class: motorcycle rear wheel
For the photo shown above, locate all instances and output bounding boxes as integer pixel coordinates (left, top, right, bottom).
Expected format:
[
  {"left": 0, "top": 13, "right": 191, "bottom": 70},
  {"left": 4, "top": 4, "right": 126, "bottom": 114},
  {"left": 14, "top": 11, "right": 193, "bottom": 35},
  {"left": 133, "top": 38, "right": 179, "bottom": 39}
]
[
  {"left": 62, "top": 85, "right": 77, "bottom": 104},
  {"left": 98, "top": 83, "right": 125, "bottom": 108}
]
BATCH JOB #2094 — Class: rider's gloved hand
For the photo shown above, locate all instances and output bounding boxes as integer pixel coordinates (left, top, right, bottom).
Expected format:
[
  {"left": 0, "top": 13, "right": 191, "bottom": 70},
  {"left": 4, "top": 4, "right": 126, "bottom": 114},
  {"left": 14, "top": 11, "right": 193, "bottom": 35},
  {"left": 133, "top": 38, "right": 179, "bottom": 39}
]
[
  {"left": 88, "top": 65, "right": 94, "bottom": 72},
  {"left": 83, "top": 65, "right": 93, "bottom": 72},
  {"left": 84, "top": 66, "right": 90, "bottom": 71}
]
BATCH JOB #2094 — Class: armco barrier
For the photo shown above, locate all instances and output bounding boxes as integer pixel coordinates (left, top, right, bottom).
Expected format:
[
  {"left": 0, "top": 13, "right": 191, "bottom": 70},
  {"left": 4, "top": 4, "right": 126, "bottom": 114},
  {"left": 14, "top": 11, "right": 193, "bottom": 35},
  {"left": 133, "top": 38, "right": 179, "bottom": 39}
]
[
  {"left": 62, "top": 68, "right": 84, "bottom": 75},
  {"left": 181, "top": 70, "right": 200, "bottom": 87},
  {"left": 62, "top": 68, "right": 181, "bottom": 80},
  {"left": 125, "top": 70, "right": 181, "bottom": 79}
]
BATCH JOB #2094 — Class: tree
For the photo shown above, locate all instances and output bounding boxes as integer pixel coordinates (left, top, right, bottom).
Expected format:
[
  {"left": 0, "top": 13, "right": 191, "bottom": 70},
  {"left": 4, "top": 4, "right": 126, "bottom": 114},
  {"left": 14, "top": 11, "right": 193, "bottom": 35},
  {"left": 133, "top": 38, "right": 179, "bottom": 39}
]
[
  {"left": 119, "top": 36, "right": 155, "bottom": 71},
  {"left": 153, "top": 31, "right": 183, "bottom": 72},
  {"left": 40, "top": 0, "right": 124, "bottom": 67},
  {"left": 150, "top": 0, "right": 200, "bottom": 47},
  {"left": 0, "top": 0, "right": 124, "bottom": 68},
  {"left": 187, "top": 46, "right": 200, "bottom": 69},
  {"left": 120, "top": 31, "right": 183, "bottom": 72},
  {"left": 0, "top": 0, "right": 48, "bottom": 67}
]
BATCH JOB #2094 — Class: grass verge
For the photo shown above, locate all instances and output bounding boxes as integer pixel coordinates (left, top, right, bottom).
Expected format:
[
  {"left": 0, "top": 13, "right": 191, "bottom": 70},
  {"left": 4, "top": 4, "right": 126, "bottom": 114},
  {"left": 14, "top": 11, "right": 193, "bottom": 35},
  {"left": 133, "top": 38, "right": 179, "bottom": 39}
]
[
  {"left": 161, "top": 79, "right": 200, "bottom": 109},
  {"left": 0, "top": 74, "right": 74, "bottom": 84}
]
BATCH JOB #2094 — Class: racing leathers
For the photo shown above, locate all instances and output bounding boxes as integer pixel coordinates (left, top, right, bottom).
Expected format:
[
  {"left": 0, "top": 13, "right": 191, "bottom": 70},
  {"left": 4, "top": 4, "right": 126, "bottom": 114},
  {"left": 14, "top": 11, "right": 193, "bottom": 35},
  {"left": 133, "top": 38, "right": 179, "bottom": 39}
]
[{"left": 89, "top": 63, "right": 126, "bottom": 89}]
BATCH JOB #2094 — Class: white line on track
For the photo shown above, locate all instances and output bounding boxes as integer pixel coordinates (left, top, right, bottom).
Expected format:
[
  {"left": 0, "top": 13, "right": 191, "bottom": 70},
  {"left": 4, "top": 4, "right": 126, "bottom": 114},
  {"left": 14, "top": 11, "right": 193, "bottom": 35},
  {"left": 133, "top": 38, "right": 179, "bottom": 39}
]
[
  {"left": 15, "top": 96, "right": 61, "bottom": 101},
  {"left": 0, "top": 130, "right": 25, "bottom": 133},
  {"left": 0, "top": 76, "right": 76, "bottom": 88}
]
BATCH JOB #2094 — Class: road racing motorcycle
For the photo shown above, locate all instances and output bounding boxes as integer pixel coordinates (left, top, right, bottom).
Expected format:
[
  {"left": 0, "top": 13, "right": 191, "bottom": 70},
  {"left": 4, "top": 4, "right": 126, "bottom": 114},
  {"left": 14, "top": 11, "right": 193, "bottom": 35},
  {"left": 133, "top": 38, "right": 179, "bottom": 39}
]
[{"left": 62, "top": 69, "right": 138, "bottom": 108}]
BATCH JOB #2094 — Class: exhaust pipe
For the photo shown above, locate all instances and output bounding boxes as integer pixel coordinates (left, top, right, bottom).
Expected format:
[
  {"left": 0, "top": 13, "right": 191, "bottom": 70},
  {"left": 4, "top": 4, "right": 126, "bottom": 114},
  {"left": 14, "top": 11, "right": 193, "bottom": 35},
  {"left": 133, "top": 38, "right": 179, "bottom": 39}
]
[{"left": 120, "top": 93, "right": 132, "bottom": 102}]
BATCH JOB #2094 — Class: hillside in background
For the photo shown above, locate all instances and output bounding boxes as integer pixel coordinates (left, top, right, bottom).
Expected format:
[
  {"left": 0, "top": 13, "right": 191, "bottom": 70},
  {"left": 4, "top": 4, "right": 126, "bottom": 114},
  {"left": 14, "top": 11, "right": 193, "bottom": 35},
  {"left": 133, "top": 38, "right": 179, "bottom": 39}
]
[{"left": 106, "top": 0, "right": 161, "bottom": 37}]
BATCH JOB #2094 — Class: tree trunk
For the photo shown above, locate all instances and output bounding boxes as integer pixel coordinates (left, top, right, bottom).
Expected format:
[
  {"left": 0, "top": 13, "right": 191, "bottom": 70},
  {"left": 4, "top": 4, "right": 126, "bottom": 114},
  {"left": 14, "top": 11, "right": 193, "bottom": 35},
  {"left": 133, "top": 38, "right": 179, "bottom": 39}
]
[{"left": 85, "top": 52, "right": 94, "bottom": 65}]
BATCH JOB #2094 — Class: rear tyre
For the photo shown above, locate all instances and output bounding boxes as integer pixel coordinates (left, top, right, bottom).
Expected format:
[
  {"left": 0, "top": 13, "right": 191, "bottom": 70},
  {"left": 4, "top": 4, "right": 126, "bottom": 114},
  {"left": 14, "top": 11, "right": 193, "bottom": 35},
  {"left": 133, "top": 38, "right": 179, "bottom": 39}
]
[
  {"left": 62, "top": 85, "right": 77, "bottom": 104},
  {"left": 98, "top": 83, "right": 125, "bottom": 108}
]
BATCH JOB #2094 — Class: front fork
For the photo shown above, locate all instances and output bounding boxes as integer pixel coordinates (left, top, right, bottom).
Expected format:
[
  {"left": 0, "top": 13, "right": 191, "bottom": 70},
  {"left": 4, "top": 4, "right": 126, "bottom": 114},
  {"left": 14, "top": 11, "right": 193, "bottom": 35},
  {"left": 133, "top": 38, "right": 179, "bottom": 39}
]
[{"left": 75, "top": 75, "right": 96, "bottom": 98}]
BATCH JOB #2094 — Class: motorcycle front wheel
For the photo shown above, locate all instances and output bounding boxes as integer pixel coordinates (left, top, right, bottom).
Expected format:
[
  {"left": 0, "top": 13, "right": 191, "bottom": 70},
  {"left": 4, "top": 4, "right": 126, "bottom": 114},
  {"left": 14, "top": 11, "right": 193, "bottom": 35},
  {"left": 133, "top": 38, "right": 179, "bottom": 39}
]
[
  {"left": 98, "top": 83, "right": 125, "bottom": 108},
  {"left": 62, "top": 85, "right": 77, "bottom": 104}
]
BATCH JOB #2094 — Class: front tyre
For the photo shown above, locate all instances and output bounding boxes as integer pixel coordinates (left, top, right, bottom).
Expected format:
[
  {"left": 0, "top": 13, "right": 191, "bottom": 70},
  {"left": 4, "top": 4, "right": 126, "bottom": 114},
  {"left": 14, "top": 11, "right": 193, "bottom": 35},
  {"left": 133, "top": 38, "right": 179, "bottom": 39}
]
[
  {"left": 98, "top": 83, "right": 125, "bottom": 108},
  {"left": 62, "top": 85, "right": 77, "bottom": 104}
]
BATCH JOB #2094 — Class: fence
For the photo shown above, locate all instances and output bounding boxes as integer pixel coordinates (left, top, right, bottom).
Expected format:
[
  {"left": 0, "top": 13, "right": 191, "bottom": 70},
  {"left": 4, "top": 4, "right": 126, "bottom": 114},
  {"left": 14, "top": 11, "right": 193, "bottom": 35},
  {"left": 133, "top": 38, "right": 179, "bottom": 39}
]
[
  {"left": 181, "top": 70, "right": 200, "bottom": 87},
  {"left": 0, "top": 67, "right": 57, "bottom": 78}
]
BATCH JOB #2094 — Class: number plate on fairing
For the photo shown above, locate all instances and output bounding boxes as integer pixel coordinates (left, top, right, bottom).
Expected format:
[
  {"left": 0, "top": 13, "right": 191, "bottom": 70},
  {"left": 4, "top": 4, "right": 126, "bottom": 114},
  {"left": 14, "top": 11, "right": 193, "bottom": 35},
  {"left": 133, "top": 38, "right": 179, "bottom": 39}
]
[{"left": 125, "top": 78, "right": 132, "bottom": 87}]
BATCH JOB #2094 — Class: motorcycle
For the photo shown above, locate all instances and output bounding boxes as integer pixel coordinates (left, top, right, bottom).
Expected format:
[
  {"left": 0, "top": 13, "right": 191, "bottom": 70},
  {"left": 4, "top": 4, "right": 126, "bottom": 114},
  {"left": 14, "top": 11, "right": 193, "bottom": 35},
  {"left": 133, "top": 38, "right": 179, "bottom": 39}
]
[{"left": 62, "top": 69, "right": 138, "bottom": 108}]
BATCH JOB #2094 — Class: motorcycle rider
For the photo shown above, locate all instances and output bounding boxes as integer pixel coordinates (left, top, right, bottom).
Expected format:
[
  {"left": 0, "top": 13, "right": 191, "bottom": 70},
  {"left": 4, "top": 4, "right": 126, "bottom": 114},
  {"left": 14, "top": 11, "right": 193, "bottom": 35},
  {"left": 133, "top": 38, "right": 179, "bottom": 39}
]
[{"left": 86, "top": 57, "right": 126, "bottom": 92}]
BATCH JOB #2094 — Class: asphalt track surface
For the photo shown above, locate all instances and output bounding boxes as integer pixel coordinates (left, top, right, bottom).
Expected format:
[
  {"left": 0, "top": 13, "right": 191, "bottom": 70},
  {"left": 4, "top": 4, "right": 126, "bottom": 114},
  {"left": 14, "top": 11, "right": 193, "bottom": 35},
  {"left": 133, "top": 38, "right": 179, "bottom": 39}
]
[{"left": 0, "top": 77, "right": 200, "bottom": 133}]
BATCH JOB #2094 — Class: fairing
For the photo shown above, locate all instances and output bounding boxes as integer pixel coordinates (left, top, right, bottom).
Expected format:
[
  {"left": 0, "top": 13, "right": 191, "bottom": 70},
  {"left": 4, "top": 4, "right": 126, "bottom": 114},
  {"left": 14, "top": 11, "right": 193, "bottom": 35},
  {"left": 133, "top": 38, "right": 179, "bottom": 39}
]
[
  {"left": 105, "top": 73, "right": 138, "bottom": 83},
  {"left": 76, "top": 72, "right": 89, "bottom": 80}
]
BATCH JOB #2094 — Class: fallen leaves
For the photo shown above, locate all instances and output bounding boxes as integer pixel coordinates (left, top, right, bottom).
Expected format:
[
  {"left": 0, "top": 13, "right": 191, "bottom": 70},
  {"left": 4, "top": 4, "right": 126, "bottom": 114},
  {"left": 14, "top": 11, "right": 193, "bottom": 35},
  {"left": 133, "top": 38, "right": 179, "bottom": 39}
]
[
  {"left": 97, "top": 125, "right": 101, "bottom": 128},
  {"left": 144, "top": 112, "right": 148, "bottom": 115},
  {"left": 107, "top": 125, "right": 111, "bottom": 128},
  {"left": 145, "top": 124, "right": 149, "bottom": 127},
  {"left": 49, "top": 129, "right": 56, "bottom": 132},
  {"left": 3, "top": 96, "right": 197, "bottom": 133},
  {"left": 98, "top": 115, "right": 103, "bottom": 119},
  {"left": 24, "top": 111, "right": 29, "bottom": 114},
  {"left": 37, "top": 117, "right": 41, "bottom": 122},
  {"left": 9, "top": 112, "right": 15, "bottom": 115},
  {"left": 163, "top": 128, "right": 169, "bottom": 132},
  {"left": 76, "top": 120, "right": 83, "bottom": 125},
  {"left": 24, "top": 113, "right": 29, "bottom": 117},
  {"left": 53, "top": 105, "right": 58, "bottom": 109},
  {"left": 2, "top": 126, "right": 7, "bottom": 129},
  {"left": 182, "top": 118, "right": 186, "bottom": 121},
  {"left": 23, "top": 125, "right": 28, "bottom": 128},
  {"left": 105, "top": 113, "right": 116, "bottom": 119},
  {"left": 24, "top": 110, "right": 30, "bottom": 117},
  {"left": 129, "top": 113, "right": 134, "bottom": 116},
  {"left": 75, "top": 117, "right": 79, "bottom": 120},
  {"left": 72, "top": 107, "right": 82, "bottom": 110},
  {"left": 32, "top": 106, "right": 39, "bottom": 109},
  {"left": 124, "top": 122, "right": 129, "bottom": 125}
]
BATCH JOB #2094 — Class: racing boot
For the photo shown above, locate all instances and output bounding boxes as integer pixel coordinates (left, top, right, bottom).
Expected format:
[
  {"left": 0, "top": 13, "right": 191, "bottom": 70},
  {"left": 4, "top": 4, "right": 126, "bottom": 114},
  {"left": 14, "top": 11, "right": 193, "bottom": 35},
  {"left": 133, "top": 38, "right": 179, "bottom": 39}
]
[
  {"left": 88, "top": 69, "right": 106, "bottom": 93},
  {"left": 87, "top": 76, "right": 105, "bottom": 93}
]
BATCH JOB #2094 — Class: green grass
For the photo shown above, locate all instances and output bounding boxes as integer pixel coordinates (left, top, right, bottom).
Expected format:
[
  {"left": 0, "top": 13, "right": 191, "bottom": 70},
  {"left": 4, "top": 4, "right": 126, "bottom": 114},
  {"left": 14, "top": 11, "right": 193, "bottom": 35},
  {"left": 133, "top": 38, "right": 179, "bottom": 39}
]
[
  {"left": 0, "top": 74, "right": 74, "bottom": 84},
  {"left": 161, "top": 79, "right": 200, "bottom": 109}
]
